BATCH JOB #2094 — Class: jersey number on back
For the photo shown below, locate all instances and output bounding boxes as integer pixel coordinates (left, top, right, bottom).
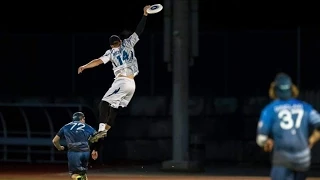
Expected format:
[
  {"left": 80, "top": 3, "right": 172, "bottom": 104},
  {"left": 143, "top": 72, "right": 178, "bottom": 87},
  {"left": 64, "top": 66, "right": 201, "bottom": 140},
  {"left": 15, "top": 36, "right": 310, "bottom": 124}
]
[
  {"left": 278, "top": 109, "right": 304, "bottom": 130},
  {"left": 116, "top": 50, "right": 133, "bottom": 65},
  {"left": 70, "top": 122, "right": 85, "bottom": 131}
]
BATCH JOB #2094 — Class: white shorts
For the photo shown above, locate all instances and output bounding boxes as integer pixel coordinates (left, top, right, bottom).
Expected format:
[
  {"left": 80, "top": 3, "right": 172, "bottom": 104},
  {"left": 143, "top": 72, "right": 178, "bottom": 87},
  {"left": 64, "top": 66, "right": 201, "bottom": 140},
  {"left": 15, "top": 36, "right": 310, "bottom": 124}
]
[{"left": 102, "top": 77, "right": 136, "bottom": 108}]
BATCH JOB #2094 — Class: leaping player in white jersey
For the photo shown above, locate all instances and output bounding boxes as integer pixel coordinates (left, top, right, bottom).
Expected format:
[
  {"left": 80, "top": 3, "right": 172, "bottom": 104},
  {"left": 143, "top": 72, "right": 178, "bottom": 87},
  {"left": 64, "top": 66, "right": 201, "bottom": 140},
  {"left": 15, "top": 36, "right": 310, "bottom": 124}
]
[{"left": 77, "top": 5, "right": 151, "bottom": 146}]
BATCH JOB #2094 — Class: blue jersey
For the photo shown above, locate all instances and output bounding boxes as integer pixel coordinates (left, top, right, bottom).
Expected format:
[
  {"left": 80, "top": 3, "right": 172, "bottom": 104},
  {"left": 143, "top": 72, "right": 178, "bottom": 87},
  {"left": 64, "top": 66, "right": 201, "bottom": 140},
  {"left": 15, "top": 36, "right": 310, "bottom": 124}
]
[
  {"left": 57, "top": 121, "right": 97, "bottom": 152},
  {"left": 257, "top": 98, "right": 320, "bottom": 171}
]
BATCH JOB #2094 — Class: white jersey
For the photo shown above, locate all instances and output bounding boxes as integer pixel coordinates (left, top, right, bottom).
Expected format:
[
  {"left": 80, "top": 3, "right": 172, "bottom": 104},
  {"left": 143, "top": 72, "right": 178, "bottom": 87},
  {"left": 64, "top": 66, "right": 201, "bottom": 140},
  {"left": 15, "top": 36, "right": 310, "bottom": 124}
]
[{"left": 99, "top": 33, "right": 140, "bottom": 78}]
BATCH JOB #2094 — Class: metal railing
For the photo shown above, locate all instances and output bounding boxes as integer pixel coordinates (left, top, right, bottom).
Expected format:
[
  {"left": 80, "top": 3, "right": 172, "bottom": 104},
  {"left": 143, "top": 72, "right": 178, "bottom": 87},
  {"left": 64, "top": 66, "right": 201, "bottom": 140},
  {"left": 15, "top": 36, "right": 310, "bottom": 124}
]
[{"left": 0, "top": 103, "right": 96, "bottom": 163}]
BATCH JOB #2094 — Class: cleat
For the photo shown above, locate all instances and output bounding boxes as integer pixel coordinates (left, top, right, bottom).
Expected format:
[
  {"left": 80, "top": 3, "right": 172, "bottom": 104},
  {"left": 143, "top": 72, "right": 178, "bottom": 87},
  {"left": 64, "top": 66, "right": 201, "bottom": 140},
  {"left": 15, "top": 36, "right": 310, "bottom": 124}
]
[{"left": 89, "top": 130, "right": 107, "bottom": 143}]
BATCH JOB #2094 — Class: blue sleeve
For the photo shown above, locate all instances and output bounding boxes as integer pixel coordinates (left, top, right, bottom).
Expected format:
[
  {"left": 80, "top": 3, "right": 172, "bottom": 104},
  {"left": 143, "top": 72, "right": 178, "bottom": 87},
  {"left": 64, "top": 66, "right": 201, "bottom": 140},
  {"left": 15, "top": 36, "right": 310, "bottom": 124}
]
[
  {"left": 307, "top": 105, "right": 320, "bottom": 128},
  {"left": 257, "top": 106, "right": 273, "bottom": 136},
  {"left": 87, "top": 125, "right": 97, "bottom": 136},
  {"left": 56, "top": 127, "right": 64, "bottom": 137}
]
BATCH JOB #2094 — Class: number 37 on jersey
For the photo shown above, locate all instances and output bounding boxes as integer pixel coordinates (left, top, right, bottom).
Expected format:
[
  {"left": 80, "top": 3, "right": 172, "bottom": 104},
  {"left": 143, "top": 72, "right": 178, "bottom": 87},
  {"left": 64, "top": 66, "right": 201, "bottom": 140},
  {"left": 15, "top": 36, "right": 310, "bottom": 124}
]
[{"left": 278, "top": 109, "right": 304, "bottom": 130}]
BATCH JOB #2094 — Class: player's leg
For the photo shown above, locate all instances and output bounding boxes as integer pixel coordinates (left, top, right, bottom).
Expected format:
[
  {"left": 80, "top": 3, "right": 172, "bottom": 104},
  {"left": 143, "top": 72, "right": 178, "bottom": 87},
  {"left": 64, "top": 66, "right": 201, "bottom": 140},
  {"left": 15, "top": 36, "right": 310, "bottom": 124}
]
[
  {"left": 78, "top": 151, "right": 90, "bottom": 180},
  {"left": 98, "top": 100, "right": 118, "bottom": 132},
  {"left": 271, "top": 165, "right": 294, "bottom": 180},
  {"left": 88, "top": 101, "right": 120, "bottom": 143},
  {"left": 68, "top": 151, "right": 88, "bottom": 180},
  {"left": 98, "top": 78, "right": 124, "bottom": 132},
  {"left": 102, "top": 77, "right": 135, "bottom": 130},
  {"left": 68, "top": 151, "right": 81, "bottom": 179},
  {"left": 100, "top": 78, "right": 135, "bottom": 125},
  {"left": 90, "top": 78, "right": 135, "bottom": 143},
  {"left": 89, "top": 83, "right": 121, "bottom": 142},
  {"left": 119, "top": 78, "right": 136, "bottom": 108},
  {"left": 292, "top": 152, "right": 310, "bottom": 180},
  {"left": 88, "top": 101, "right": 118, "bottom": 143},
  {"left": 293, "top": 171, "right": 307, "bottom": 180}
]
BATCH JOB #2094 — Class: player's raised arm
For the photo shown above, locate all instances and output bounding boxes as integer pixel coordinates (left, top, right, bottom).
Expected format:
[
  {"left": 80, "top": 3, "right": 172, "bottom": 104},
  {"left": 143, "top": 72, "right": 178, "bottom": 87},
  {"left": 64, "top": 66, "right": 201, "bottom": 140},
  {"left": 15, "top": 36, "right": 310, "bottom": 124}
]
[
  {"left": 135, "top": 5, "right": 150, "bottom": 36},
  {"left": 122, "top": 5, "right": 150, "bottom": 48},
  {"left": 307, "top": 108, "right": 320, "bottom": 148},
  {"left": 78, "top": 50, "right": 111, "bottom": 74},
  {"left": 256, "top": 107, "right": 273, "bottom": 151}
]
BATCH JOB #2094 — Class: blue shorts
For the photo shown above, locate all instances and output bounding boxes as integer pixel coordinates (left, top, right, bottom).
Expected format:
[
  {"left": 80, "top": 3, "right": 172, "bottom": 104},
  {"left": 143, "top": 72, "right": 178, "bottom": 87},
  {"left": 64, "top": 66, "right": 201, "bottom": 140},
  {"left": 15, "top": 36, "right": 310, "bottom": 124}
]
[
  {"left": 271, "top": 166, "right": 307, "bottom": 180},
  {"left": 67, "top": 151, "right": 90, "bottom": 175}
]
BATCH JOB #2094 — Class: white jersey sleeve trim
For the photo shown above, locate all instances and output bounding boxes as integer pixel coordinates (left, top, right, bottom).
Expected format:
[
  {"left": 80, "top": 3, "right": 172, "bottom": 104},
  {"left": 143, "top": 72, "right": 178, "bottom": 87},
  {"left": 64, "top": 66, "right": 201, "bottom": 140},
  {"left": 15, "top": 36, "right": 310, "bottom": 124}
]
[
  {"left": 100, "top": 50, "right": 111, "bottom": 64},
  {"left": 122, "top": 33, "right": 139, "bottom": 48}
]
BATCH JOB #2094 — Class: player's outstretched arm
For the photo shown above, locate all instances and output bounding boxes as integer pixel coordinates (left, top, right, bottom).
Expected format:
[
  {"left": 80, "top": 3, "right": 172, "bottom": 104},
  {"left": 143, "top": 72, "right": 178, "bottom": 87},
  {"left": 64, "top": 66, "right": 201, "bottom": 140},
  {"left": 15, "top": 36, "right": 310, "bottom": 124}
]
[
  {"left": 122, "top": 5, "right": 150, "bottom": 48},
  {"left": 78, "top": 51, "right": 111, "bottom": 74},
  {"left": 78, "top": 59, "right": 104, "bottom": 74},
  {"left": 134, "top": 5, "right": 150, "bottom": 36}
]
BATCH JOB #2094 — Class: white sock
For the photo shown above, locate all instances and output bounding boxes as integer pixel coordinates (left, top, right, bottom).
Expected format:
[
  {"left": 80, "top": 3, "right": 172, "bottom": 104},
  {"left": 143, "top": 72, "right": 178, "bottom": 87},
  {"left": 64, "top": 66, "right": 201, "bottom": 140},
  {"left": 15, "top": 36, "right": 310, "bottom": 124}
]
[{"left": 98, "top": 123, "right": 106, "bottom": 132}]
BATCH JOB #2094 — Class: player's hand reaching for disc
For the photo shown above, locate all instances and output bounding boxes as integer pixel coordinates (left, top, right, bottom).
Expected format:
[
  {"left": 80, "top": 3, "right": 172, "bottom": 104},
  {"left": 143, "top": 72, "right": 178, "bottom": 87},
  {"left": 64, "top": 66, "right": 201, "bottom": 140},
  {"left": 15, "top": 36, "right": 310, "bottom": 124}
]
[
  {"left": 78, "top": 66, "right": 85, "bottom": 74},
  {"left": 143, "top": 5, "right": 151, "bottom": 15}
]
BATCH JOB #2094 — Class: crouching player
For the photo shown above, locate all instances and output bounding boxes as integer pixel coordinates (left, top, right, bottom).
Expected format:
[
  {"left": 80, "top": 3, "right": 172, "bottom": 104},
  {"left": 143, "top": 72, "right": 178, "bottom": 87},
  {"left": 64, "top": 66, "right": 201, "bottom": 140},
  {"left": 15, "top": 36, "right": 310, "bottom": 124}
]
[
  {"left": 52, "top": 112, "right": 100, "bottom": 180},
  {"left": 256, "top": 73, "right": 320, "bottom": 180}
]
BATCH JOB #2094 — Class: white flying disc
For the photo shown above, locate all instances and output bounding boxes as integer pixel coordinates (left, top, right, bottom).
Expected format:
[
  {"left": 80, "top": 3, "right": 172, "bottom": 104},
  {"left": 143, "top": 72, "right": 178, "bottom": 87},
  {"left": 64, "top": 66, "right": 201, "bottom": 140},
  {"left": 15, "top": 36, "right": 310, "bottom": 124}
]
[{"left": 147, "top": 4, "right": 163, "bottom": 14}]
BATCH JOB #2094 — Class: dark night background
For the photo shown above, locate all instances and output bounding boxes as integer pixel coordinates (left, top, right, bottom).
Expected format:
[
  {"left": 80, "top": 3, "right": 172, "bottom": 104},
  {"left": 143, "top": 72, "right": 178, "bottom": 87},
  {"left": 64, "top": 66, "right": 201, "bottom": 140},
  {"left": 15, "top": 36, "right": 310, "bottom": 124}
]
[
  {"left": 1, "top": 1, "right": 320, "bottom": 97},
  {"left": 1, "top": 0, "right": 320, "bottom": 177}
]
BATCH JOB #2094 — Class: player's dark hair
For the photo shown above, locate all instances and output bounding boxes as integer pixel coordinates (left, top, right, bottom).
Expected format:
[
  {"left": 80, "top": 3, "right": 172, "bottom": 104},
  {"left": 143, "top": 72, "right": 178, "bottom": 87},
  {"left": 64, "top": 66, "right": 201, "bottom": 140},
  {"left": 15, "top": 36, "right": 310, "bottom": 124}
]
[
  {"left": 72, "top": 112, "right": 85, "bottom": 121},
  {"left": 109, "top": 35, "right": 121, "bottom": 45}
]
